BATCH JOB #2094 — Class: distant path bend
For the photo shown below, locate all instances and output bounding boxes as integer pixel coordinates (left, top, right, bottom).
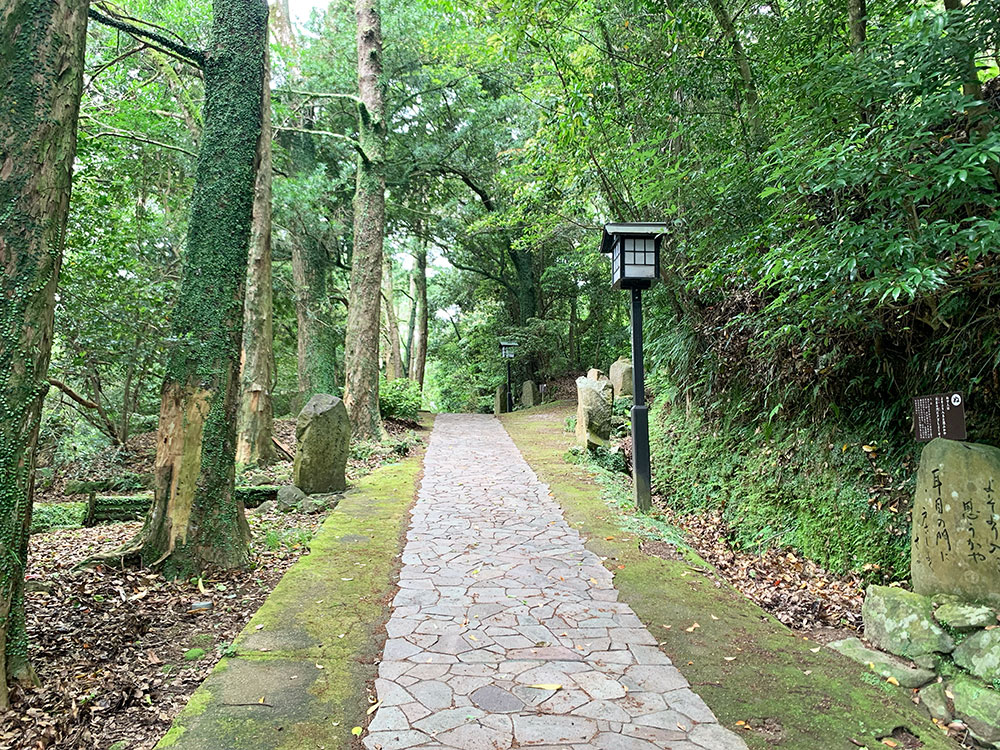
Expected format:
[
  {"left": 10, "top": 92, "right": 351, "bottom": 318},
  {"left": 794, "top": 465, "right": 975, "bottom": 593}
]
[{"left": 364, "top": 413, "right": 747, "bottom": 750}]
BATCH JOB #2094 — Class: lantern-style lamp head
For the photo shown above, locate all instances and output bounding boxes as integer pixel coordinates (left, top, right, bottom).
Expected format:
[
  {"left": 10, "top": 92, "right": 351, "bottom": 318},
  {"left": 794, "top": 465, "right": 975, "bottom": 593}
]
[
  {"left": 600, "top": 222, "right": 666, "bottom": 290},
  {"left": 499, "top": 340, "right": 519, "bottom": 359}
]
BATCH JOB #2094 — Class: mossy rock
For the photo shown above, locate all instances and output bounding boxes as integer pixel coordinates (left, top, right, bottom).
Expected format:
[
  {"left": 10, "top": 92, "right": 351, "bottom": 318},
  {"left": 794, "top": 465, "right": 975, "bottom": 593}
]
[
  {"left": 183, "top": 648, "right": 206, "bottom": 661},
  {"left": 934, "top": 602, "right": 998, "bottom": 631},
  {"left": 862, "top": 585, "right": 954, "bottom": 659},
  {"left": 952, "top": 629, "right": 1000, "bottom": 683},
  {"left": 828, "top": 637, "right": 936, "bottom": 688},
  {"left": 234, "top": 485, "right": 280, "bottom": 509},
  {"left": 950, "top": 675, "right": 1000, "bottom": 746}
]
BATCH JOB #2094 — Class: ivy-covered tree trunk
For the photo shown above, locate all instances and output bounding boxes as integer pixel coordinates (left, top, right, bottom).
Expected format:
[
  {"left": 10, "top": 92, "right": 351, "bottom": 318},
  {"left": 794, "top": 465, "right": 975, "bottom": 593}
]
[
  {"left": 408, "top": 242, "right": 428, "bottom": 389},
  {"left": 236, "top": 42, "right": 275, "bottom": 467},
  {"left": 343, "top": 0, "right": 387, "bottom": 439},
  {"left": 0, "top": 0, "right": 89, "bottom": 708},
  {"left": 129, "top": 0, "right": 268, "bottom": 576}
]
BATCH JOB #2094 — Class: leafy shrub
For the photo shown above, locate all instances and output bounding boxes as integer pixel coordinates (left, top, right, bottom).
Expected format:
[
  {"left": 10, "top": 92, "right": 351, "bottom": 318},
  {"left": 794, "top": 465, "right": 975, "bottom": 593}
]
[{"left": 379, "top": 377, "right": 421, "bottom": 421}]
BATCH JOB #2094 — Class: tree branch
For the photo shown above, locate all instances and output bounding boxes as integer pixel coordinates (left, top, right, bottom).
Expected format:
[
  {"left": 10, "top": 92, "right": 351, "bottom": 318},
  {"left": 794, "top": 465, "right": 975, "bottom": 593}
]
[
  {"left": 82, "top": 128, "right": 197, "bottom": 157},
  {"left": 273, "top": 88, "right": 363, "bottom": 104},
  {"left": 273, "top": 125, "right": 365, "bottom": 158},
  {"left": 47, "top": 378, "right": 99, "bottom": 409},
  {"left": 88, "top": 7, "right": 205, "bottom": 67}
]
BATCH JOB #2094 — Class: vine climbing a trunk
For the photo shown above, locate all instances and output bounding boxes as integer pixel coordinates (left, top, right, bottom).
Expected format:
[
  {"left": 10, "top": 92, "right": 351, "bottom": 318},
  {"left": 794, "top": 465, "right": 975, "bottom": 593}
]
[
  {"left": 94, "top": 0, "right": 269, "bottom": 577},
  {"left": 0, "top": 0, "right": 89, "bottom": 709}
]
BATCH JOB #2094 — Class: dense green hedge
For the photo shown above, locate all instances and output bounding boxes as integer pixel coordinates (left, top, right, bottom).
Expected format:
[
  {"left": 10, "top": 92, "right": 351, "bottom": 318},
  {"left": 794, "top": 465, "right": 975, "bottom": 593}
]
[
  {"left": 648, "top": 400, "right": 913, "bottom": 579},
  {"left": 31, "top": 502, "right": 87, "bottom": 534}
]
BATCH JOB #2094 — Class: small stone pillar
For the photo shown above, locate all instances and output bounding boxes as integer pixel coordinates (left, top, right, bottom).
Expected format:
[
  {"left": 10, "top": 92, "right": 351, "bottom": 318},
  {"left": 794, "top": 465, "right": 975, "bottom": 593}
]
[
  {"left": 494, "top": 384, "right": 508, "bottom": 416},
  {"left": 609, "top": 357, "right": 633, "bottom": 400},
  {"left": 521, "top": 380, "right": 540, "bottom": 408},
  {"left": 575, "top": 376, "right": 613, "bottom": 449},
  {"left": 294, "top": 394, "right": 350, "bottom": 494},
  {"left": 911, "top": 438, "right": 1000, "bottom": 607}
]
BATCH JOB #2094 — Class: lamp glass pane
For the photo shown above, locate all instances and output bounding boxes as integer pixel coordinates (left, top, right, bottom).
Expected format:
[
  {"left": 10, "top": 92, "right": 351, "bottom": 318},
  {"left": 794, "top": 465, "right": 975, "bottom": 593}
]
[{"left": 633, "top": 265, "right": 656, "bottom": 278}]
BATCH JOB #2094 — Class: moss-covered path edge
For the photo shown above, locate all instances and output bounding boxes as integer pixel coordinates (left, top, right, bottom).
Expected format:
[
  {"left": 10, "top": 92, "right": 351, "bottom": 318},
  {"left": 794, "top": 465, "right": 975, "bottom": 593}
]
[
  {"left": 155, "top": 431, "right": 428, "bottom": 750},
  {"left": 501, "top": 402, "right": 954, "bottom": 750}
]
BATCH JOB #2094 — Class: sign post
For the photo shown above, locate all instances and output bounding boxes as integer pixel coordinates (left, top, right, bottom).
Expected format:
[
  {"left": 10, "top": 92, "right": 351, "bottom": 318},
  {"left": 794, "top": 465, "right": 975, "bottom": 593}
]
[{"left": 913, "top": 392, "right": 967, "bottom": 442}]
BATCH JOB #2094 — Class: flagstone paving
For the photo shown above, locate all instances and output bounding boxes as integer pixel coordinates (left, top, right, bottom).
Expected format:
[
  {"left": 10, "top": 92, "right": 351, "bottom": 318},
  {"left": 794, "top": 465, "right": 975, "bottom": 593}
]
[{"left": 363, "top": 414, "right": 747, "bottom": 750}]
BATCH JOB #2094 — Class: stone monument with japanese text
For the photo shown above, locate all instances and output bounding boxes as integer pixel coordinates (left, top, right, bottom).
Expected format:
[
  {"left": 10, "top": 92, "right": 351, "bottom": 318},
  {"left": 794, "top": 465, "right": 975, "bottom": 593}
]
[{"left": 911, "top": 438, "right": 1000, "bottom": 607}]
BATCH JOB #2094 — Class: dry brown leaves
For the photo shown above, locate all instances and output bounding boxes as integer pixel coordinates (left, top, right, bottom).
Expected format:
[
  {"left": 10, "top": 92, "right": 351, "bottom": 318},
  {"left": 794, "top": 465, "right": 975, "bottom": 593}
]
[
  {"left": 652, "top": 505, "right": 865, "bottom": 634},
  {"left": 3, "top": 509, "right": 324, "bottom": 750}
]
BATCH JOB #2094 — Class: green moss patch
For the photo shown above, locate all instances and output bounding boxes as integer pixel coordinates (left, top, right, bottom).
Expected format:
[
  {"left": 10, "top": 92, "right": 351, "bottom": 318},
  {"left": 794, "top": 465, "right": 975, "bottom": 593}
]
[
  {"left": 648, "top": 401, "right": 912, "bottom": 578},
  {"left": 154, "top": 422, "right": 429, "bottom": 750},
  {"left": 502, "top": 402, "right": 951, "bottom": 750}
]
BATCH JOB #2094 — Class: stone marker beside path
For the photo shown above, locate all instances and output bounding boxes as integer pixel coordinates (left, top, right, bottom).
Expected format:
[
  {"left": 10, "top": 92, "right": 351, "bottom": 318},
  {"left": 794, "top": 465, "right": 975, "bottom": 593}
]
[
  {"left": 586, "top": 367, "right": 607, "bottom": 381},
  {"left": 493, "top": 384, "right": 507, "bottom": 416},
  {"left": 911, "top": 438, "right": 1000, "bottom": 607},
  {"left": 293, "top": 394, "right": 349, "bottom": 494},
  {"left": 521, "top": 380, "right": 539, "bottom": 408},
  {"left": 576, "top": 376, "right": 613, "bottom": 449},
  {"left": 609, "top": 356, "right": 633, "bottom": 400}
]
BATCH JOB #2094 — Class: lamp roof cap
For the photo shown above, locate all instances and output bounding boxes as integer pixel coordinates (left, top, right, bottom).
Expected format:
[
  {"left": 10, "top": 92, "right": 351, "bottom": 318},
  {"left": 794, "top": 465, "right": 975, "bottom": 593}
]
[{"left": 600, "top": 222, "right": 667, "bottom": 254}]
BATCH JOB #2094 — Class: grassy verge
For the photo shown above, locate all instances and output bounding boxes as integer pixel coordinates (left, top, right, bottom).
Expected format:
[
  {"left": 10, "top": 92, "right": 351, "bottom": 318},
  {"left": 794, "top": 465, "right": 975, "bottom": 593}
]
[
  {"left": 155, "top": 416, "right": 431, "bottom": 750},
  {"left": 502, "top": 401, "right": 953, "bottom": 750}
]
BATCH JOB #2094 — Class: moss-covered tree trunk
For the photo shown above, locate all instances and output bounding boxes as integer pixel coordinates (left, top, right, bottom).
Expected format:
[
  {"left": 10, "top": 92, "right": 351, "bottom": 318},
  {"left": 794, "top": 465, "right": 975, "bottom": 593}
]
[
  {"left": 236, "top": 41, "right": 275, "bottom": 467},
  {"left": 408, "top": 242, "right": 428, "bottom": 389},
  {"left": 343, "top": 0, "right": 387, "bottom": 439},
  {"left": 0, "top": 0, "right": 89, "bottom": 708},
  {"left": 131, "top": 0, "right": 268, "bottom": 576}
]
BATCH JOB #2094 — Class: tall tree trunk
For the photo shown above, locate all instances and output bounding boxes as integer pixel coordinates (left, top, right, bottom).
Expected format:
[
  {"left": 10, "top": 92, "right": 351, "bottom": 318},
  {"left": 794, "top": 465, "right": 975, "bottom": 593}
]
[
  {"left": 121, "top": 0, "right": 267, "bottom": 577},
  {"left": 847, "top": 0, "right": 866, "bottom": 54},
  {"left": 409, "top": 242, "right": 428, "bottom": 389},
  {"left": 707, "top": 0, "right": 761, "bottom": 135},
  {"left": 382, "top": 255, "right": 403, "bottom": 380},
  {"left": 236, "top": 42, "right": 275, "bottom": 466},
  {"left": 0, "top": 0, "right": 89, "bottom": 708},
  {"left": 404, "top": 269, "right": 416, "bottom": 376},
  {"left": 510, "top": 244, "right": 537, "bottom": 324},
  {"left": 291, "top": 238, "right": 337, "bottom": 403},
  {"left": 343, "top": 0, "right": 387, "bottom": 439},
  {"left": 269, "top": 0, "right": 295, "bottom": 51}
]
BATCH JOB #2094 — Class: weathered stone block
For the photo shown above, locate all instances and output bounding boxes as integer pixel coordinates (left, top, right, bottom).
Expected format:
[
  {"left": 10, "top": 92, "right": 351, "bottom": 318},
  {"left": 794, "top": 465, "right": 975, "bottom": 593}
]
[
  {"left": 950, "top": 675, "right": 1000, "bottom": 747},
  {"left": 911, "top": 439, "right": 1000, "bottom": 607},
  {"left": 862, "top": 585, "right": 954, "bottom": 659},
  {"left": 827, "top": 637, "right": 936, "bottom": 688},
  {"left": 953, "top": 629, "right": 1000, "bottom": 683},
  {"left": 521, "top": 380, "right": 540, "bottom": 409},
  {"left": 917, "top": 681, "right": 952, "bottom": 723},
  {"left": 934, "top": 602, "right": 998, "bottom": 631},
  {"left": 494, "top": 384, "right": 508, "bottom": 416},
  {"left": 586, "top": 367, "right": 607, "bottom": 381},
  {"left": 575, "top": 376, "right": 613, "bottom": 449},
  {"left": 608, "top": 357, "right": 633, "bottom": 400},
  {"left": 277, "top": 485, "right": 307, "bottom": 512},
  {"left": 293, "top": 394, "right": 349, "bottom": 494}
]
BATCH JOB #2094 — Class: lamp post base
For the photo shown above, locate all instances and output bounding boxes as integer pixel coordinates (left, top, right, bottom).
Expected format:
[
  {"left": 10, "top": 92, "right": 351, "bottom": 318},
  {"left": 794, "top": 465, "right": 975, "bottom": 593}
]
[{"left": 631, "top": 404, "right": 652, "bottom": 512}]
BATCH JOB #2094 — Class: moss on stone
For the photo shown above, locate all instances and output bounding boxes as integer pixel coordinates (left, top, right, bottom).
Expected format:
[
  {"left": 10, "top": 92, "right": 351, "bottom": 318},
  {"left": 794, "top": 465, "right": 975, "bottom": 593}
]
[
  {"left": 502, "top": 402, "right": 952, "bottom": 750},
  {"left": 153, "top": 422, "right": 430, "bottom": 749}
]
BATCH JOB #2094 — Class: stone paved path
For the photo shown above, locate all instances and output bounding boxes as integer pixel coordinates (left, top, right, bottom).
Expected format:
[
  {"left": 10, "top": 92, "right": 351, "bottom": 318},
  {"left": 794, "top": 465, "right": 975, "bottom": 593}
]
[{"left": 364, "top": 414, "right": 748, "bottom": 750}]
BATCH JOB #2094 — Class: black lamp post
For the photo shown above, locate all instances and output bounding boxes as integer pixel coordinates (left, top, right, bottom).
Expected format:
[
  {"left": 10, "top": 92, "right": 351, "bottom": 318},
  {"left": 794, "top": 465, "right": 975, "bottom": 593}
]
[
  {"left": 600, "top": 222, "right": 665, "bottom": 513},
  {"left": 500, "top": 340, "right": 519, "bottom": 412}
]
